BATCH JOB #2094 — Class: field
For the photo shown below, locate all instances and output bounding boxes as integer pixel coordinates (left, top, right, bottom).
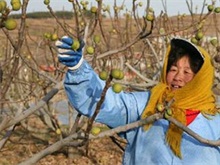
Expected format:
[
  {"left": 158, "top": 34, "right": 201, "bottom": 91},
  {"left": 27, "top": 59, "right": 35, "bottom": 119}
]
[{"left": 0, "top": 132, "right": 124, "bottom": 164}]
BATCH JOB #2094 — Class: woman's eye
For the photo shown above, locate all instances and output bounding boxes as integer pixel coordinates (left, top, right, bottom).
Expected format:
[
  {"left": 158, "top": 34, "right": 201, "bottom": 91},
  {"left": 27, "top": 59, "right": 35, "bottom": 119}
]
[
  {"left": 184, "top": 70, "right": 193, "bottom": 74},
  {"left": 170, "top": 67, "right": 177, "bottom": 72}
]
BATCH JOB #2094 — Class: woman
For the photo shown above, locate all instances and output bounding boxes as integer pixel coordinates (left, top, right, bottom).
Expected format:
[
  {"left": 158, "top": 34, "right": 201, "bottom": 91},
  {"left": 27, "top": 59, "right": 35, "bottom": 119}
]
[{"left": 56, "top": 37, "right": 220, "bottom": 165}]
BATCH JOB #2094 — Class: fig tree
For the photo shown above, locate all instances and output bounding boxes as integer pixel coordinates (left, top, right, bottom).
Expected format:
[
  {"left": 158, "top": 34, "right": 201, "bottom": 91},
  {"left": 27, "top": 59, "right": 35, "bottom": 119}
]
[
  {"left": 99, "top": 71, "right": 108, "bottom": 80},
  {"left": 156, "top": 103, "right": 164, "bottom": 112},
  {"left": 214, "top": 7, "right": 220, "bottom": 13},
  {"left": 0, "top": 3, "right": 3, "bottom": 12},
  {"left": 10, "top": 0, "right": 19, "bottom": 5},
  {"left": 111, "top": 69, "right": 121, "bottom": 79},
  {"left": 51, "top": 33, "right": 58, "bottom": 41},
  {"left": 148, "top": 7, "right": 154, "bottom": 13},
  {"left": 0, "top": 0, "right": 7, "bottom": 12},
  {"left": 118, "top": 70, "right": 124, "bottom": 80},
  {"left": 159, "top": 28, "right": 165, "bottom": 35},
  {"left": 207, "top": 5, "right": 214, "bottom": 12},
  {"left": 91, "top": 6, "right": 97, "bottom": 13},
  {"left": 71, "top": 40, "right": 80, "bottom": 51},
  {"left": 86, "top": 46, "right": 95, "bottom": 54},
  {"left": 44, "top": 32, "right": 51, "bottom": 39},
  {"left": 110, "top": 69, "right": 124, "bottom": 80},
  {"left": 164, "top": 108, "right": 172, "bottom": 119},
  {"left": 146, "top": 14, "right": 154, "bottom": 21},
  {"left": 195, "top": 31, "right": 203, "bottom": 40},
  {"left": 12, "top": 2, "right": 21, "bottom": 11},
  {"left": 164, "top": 112, "right": 170, "bottom": 119},
  {"left": 166, "top": 108, "right": 172, "bottom": 116},
  {"left": 91, "top": 126, "right": 101, "bottom": 136},
  {"left": 44, "top": 0, "right": 50, "bottom": 5},
  {"left": 80, "top": 0, "right": 86, "bottom": 6},
  {"left": 138, "top": 2, "right": 143, "bottom": 7},
  {"left": 4, "top": 18, "right": 17, "bottom": 30},
  {"left": 190, "top": 37, "right": 198, "bottom": 45},
  {"left": 93, "top": 35, "right": 101, "bottom": 44},
  {"left": 210, "top": 38, "right": 218, "bottom": 47},
  {"left": 56, "top": 129, "right": 61, "bottom": 135},
  {"left": 112, "top": 83, "right": 122, "bottom": 93}
]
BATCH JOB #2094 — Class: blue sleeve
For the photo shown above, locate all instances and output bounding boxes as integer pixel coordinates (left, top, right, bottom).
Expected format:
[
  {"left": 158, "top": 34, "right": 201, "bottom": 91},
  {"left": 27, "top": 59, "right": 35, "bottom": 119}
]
[{"left": 64, "top": 60, "right": 150, "bottom": 128}]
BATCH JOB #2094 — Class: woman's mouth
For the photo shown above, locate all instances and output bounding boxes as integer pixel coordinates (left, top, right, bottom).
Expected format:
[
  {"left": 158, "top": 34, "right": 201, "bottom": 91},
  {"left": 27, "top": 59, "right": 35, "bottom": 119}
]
[{"left": 171, "top": 84, "right": 181, "bottom": 90}]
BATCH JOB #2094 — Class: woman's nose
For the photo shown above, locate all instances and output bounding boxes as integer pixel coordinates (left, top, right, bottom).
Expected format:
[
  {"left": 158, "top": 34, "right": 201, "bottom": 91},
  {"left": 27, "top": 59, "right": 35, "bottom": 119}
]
[{"left": 174, "top": 71, "right": 183, "bottom": 81}]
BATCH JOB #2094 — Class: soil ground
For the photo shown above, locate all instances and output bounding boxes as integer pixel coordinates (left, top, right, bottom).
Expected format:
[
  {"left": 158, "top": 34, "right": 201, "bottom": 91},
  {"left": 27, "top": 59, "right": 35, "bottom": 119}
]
[{"left": 0, "top": 135, "right": 124, "bottom": 165}]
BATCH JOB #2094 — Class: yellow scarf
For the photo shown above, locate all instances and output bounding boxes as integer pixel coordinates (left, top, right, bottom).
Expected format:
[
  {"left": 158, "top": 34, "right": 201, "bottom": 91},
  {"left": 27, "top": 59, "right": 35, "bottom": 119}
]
[{"left": 141, "top": 44, "right": 217, "bottom": 158}]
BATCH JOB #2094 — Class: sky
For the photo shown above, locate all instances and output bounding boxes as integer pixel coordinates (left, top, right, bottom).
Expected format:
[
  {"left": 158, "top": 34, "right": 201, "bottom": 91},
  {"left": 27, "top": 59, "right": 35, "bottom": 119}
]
[{"left": 5, "top": 0, "right": 220, "bottom": 16}]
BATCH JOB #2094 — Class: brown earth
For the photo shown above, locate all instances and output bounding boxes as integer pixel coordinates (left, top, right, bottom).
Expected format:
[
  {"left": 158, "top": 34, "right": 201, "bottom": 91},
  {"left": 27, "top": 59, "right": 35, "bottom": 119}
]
[
  {"left": 0, "top": 134, "right": 124, "bottom": 165},
  {"left": 0, "top": 115, "right": 125, "bottom": 165}
]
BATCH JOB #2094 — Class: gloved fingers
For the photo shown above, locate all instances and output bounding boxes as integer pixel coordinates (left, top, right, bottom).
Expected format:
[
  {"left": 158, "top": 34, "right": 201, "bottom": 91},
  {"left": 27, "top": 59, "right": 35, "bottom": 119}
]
[
  {"left": 56, "top": 36, "right": 85, "bottom": 51},
  {"left": 55, "top": 40, "right": 72, "bottom": 49},
  {"left": 61, "top": 61, "right": 80, "bottom": 67},
  {"left": 57, "top": 54, "right": 71, "bottom": 58},
  {"left": 56, "top": 36, "right": 84, "bottom": 68},
  {"left": 57, "top": 48, "right": 72, "bottom": 54},
  {"left": 61, "top": 36, "right": 73, "bottom": 45},
  {"left": 58, "top": 54, "right": 82, "bottom": 63},
  {"left": 57, "top": 48, "right": 82, "bottom": 55}
]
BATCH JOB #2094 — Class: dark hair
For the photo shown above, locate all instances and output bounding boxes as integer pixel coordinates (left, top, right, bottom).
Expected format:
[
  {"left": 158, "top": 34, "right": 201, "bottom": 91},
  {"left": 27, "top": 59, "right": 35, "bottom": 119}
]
[{"left": 166, "top": 41, "right": 204, "bottom": 74}]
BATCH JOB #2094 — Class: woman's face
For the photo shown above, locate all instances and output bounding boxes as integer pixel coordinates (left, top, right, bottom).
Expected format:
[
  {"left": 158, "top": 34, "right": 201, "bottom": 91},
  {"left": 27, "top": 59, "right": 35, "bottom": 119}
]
[{"left": 166, "top": 56, "right": 195, "bottom": 91}]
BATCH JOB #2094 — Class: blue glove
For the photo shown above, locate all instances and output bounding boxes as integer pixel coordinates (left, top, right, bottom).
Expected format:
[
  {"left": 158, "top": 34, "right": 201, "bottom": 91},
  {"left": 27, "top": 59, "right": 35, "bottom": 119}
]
[{"left": 55, "top": 36, "right": 85, "bottom": 70}]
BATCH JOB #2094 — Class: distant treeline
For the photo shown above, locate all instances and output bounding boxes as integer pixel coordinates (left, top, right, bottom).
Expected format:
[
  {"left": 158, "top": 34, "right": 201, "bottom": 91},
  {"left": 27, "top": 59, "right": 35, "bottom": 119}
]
[
  {"left": 10, "top": 11, "right": 104, "bottom": 19},
  {"left": 10, "top": 11, "right": 73, "bottom": 19}
]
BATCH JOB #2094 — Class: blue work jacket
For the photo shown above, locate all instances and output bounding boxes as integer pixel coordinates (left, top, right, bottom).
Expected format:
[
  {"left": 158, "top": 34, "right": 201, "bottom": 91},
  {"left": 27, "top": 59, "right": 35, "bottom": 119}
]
[{"left": 64, "top": 60, "right": 220, "bottom": 165}]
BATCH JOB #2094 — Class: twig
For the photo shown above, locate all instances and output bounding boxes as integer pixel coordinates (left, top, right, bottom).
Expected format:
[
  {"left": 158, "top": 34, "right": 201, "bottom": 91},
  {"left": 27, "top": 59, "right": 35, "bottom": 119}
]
[
  {"left": 125, "top": 62, "right": 158, "bottom": 85},
  {"left": 167, "top": 116, "right": 220, "bottom": 146},
  {"left": 83, "top": 75, "right": 113, "bottom": 153},
  {"left": 47, "top": 5, "right": 73, "bottom": 37},
  {"left": 0, "top": 103, "right": 23, "bottom": 150},
  {"left": 90, "top": 113, "right": 163, "bottom": 139},
  {"left": 0, "top": 82, "right": 62, "bottom": 132},
  {"left": 145, "top": 38, "right": 161, "bottom": 67}
]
